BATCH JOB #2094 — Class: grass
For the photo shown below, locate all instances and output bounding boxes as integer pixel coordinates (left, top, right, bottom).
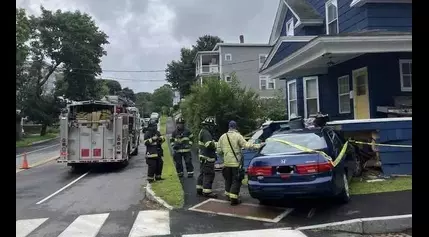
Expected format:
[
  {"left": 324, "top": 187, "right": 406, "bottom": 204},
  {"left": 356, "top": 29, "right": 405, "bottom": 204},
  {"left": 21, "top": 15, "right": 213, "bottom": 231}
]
[
  {"left": 16, "top": 133, "right": 58, "bottom": 148},
  {"left": 150, "top": 115, "right": 185, "bottom": 208},
  {"left": 242, "top": 175, "right": 412, "bottom": 196},
  {"left": 350, "top": 176, "right": 412, "bottom": 195}
]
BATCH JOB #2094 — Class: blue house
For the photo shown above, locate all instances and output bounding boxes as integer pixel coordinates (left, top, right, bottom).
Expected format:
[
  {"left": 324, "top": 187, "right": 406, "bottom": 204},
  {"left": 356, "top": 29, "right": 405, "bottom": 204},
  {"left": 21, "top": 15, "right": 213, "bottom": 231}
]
[{"left": 260, "top": 0, "right": 412, "bottom": 120}]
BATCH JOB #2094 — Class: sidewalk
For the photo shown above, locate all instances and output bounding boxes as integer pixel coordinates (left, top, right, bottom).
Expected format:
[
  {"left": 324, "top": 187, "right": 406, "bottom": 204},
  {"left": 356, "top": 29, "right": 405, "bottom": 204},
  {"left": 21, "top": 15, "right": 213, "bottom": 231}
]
[{"left": 16, "top": 149, "right": 59, "bottom": 170}]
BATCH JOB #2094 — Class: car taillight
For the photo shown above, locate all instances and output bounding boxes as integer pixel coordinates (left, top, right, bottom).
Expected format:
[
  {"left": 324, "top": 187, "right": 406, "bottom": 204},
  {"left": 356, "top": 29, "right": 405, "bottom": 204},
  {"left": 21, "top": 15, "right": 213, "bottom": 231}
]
[
  {"left": 296, "top": 162, "right": 333, "bottom": 174},
  {"left": 247, "top": 166, "right": 272, "bottom": 176}
]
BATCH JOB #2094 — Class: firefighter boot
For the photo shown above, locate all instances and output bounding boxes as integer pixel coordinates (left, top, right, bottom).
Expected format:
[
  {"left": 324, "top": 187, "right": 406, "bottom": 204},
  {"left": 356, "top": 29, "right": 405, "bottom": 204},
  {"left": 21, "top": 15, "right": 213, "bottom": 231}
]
[
  {"left": 203, "top": 192, "right": 218, "bottom": 198},
  {"left": 178, "top": 172, "right": 184, "bottom": 178},
  {"left": 196, "top": 189, "right": 203, "bottom": 196},
  {"left": 230, "top": 198, "right": 242, "bottom": 206},
  {"left": 155, "top": 175, "right": 165, "bottom": 181},
  {"left": 147, "top": 178, "right": 155, "bottom": 183},
  {"left": 187, "top": 171, "right": 194, "bottom": 178}
]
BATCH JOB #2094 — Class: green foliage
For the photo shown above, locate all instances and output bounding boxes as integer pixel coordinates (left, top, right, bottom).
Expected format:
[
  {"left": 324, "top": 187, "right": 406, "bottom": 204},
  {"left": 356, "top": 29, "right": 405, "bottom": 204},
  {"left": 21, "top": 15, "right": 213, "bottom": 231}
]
[
  {"left": 259, "top": 89, "right": 287, "bottom": 121},
  {"left": 135, "top": 92, "right": 153, "bottom": 117},
  {"left": 16, "top": 8, "right": 31, "bottom": 90},
  {"left": 104, "top": 79, "right": 122, "bottom": 95},
  {"left": 165, "top": 35, "right": 223, "bottom": 97},
  {"left": 152, "top": 84, "right": 174, "bottom": 113},
  {"left": 180, "top": 76, "right": 262, "bottom": 138},
  {"left": 118, "top": 87, "right": 136, "bottom": 102}
]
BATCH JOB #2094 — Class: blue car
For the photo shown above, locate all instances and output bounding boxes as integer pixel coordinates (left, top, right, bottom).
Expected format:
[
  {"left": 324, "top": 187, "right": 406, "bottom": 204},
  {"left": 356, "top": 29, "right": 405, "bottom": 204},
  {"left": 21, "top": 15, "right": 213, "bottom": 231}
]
[{"left": 247, "top": 127, "right": 357, "bottom": 204}]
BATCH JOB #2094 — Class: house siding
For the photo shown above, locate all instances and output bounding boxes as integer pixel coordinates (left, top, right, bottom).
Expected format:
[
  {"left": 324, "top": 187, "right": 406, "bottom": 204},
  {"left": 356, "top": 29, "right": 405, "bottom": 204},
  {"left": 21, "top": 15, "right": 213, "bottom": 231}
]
[
  {"left": 338, "top": 0, "right": 369, "bottom": 33},
  {"left": 220, "top": 46, "right": 283, "bottom": 98},
  {"left": 366, "top": 3, "right": 412, "bottom": 32},
  {"left": 296, "top": 26, "right": 325, "bottom": 36},
  {"left": 268, "top": 42, "right": 308, "bottom": 68},
  {"left": 281, "top": 10, "right": 297, "bottom": 36}
]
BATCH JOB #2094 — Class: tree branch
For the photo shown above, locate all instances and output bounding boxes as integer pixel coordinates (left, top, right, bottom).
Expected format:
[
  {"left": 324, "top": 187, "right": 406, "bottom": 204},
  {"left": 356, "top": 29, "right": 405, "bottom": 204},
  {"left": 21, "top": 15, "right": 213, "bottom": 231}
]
[{"left": 39, "top": 61, "right": 61, "bottom": 87}]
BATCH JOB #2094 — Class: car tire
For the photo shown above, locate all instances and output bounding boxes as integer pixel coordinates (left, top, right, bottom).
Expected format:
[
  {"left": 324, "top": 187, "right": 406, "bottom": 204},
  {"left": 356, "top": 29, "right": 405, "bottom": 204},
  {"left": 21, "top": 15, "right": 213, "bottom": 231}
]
[{"left": 337, "top": 172, "right": 351, "bottom": 204}]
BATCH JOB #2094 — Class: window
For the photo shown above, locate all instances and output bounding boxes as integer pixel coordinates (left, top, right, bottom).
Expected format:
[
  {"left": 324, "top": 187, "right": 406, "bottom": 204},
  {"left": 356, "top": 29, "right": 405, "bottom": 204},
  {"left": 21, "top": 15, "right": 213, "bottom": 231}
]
[
  {"left": 260, "top": 133, "right": 327, "bottom": 155},
  {"left": 399, "top": 59, "right": 412, "bottom": 92},
  {"left": 285, "top": 18, "right": 294, "bottom": 36},
  {"left": 225, "top": 54, "right": 232, "bottom": 61},
  {"left": 225, "top": 75, "right": 232, "bottom": 82},
  {"left": 338, "top": 75, "right": 351, "bottom": 113},
  {"left": 260, "top": 76, "right": 275, "bottom": 90},
  {"left": 325, "top": 0, "right": 338, "bottom": 34},
  {"left": 287, "top": 80, "right": 297, "bottom": 119},
  {"left": 259, "top": 54, "right": 268, "bottom": 68},
  {"left": 303, "top": 77, "right": 320, "bottom": 118},
  {"left": 259, "top": 76, "right": 268, "bottom": 90}
]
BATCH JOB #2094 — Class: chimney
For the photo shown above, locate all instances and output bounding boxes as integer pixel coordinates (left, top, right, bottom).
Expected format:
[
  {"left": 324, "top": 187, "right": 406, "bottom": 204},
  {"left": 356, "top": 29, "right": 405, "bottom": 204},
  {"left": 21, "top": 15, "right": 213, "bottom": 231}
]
[{"left": 239, "top": 35, "right": 244, "bottom": 43}]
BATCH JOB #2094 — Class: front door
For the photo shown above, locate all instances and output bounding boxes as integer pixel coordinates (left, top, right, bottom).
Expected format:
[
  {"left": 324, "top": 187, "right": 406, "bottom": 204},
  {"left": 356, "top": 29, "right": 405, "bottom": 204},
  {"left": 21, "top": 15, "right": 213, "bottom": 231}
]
[{"left": 352, "top": 67, "right": 370, "bottom": 119}]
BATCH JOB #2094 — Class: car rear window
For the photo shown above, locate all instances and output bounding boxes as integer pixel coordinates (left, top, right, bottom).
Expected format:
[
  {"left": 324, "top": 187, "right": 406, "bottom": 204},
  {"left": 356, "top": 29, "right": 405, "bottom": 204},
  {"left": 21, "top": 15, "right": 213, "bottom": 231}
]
[{"left": 260, "top": 133, "right": 328, "bottom": 155}]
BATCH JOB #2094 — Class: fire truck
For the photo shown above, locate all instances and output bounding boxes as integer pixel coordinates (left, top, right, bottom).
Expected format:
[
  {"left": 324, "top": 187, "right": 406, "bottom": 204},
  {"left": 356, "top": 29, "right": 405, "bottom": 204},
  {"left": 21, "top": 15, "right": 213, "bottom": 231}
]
[{"left": 57, "top": 96, "right": 138, "bottom": 169}]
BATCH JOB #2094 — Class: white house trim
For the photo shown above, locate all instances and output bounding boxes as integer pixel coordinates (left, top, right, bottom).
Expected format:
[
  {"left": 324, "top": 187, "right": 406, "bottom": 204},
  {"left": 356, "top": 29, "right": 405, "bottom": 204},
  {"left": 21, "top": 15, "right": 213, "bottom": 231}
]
[
  {"left": 219, "top": 46, "right": 223, "bottom": 76},
  {"left": 399, "top": 59, "right": 412, "bottom": 92},
  {"left": 261, "top": 34, "right": 412, "bottom": 79},
  {"left": 303, "top": 76, "right": 320, "bottom": 118},
  {"left": 261, "top": 36, "right": 316, "bottom": 71},
  {"left": 287, "top": 79, "right": 298, "bottom": 119},
  {"left": 325, "top": 0, "right": 340, "bottom": 35},
  {"left": 337, "top": 75, "right": 351, "bottom": 114},
  {"left": 286, "top": 18, "right": 295, "bottom": 36},
  {"left": 350, "top": 0, "right": 411, "bottom": 8}
]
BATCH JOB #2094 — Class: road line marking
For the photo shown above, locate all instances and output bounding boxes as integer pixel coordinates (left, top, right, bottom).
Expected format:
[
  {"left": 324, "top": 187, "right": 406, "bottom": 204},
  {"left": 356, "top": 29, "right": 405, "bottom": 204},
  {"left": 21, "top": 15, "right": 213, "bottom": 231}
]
[
  {"left": 36, "top": 171, "right": 89, "bottom": 204},
  {"left": 182, "top": 228, "right": 307, "bottom": 237},
  {"left": 16, "top": 144, "right": 60, "bottom": 157},
  {"left": 128, "top": 210, "right": 170, "bottom": 237},
  {"left": 58, "top": 213, "right": 109, "bottom": 237},
  {"left": 16, "top": 218, "right": 48, "bottom": 237},
  {"left": 307, "top": 208, "right": 316, "bottom": 218}
]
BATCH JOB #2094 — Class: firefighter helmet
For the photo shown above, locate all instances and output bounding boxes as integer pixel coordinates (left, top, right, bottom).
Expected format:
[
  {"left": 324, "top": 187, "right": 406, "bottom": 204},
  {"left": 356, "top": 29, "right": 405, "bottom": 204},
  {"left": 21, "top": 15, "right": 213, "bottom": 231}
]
[
  {"left": 148, "top": 119, "right": 158, "bottom": 127},
  {"left": 202, "top": 116, "right": 216, "bottom": 126},
  {"left": 176, "top": 117, "right": 185, "bottom": 124}
]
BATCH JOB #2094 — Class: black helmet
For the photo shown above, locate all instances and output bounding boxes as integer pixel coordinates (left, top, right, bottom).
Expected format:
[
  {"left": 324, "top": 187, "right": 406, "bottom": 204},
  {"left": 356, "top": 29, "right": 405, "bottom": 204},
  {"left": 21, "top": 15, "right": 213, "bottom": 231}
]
[
  {"left": 202, "top": 116, "right": 216, "bottom": 126},
  {"left": 176, "top": 117, "right": 185, "bottom": 124},
  {"left": 148, "top": 119, "right": 158, "bottom": 127}
]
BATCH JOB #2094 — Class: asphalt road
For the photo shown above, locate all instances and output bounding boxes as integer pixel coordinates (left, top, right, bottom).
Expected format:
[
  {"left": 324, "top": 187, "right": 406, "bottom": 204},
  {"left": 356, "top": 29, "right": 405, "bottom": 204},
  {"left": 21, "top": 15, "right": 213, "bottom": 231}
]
[{"left": 16, "top": 142, "right": 150, "bottom": 237}]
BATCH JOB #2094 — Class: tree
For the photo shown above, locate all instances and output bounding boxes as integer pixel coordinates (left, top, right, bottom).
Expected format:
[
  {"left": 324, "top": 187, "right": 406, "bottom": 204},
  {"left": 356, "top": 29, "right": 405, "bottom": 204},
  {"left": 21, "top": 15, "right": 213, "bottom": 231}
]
[
  {"left": 16, "top": 8, "right": 31, "bottom": 90},
  {"left": 180, "top": 76, "right": 262, "bottom": 139},
  {"left": 30, "top": 6, "right": 109, "bottom": 100},
  {"left": 152, "top": 84, "right": 174, "bottom": 113},
  {"left": 259, "top": 89, "right": 287, "bottom": 121},
  {"left": 119, "top": 87, "right": 136, "bottom": 102},
  {"left": 104, "top": 79, "right": 122, "bottom": 95},
  {"left": 135, "top": 92, "right": 153, "bottom": 117},
  {"left": 165, "top": 35, "right": 223, "bottom": 97}
]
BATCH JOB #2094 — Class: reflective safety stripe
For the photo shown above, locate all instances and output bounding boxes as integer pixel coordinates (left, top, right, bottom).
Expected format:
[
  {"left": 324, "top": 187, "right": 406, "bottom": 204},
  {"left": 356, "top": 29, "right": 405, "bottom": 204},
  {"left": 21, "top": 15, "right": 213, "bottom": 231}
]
[
  {"left": 170, "top": 142, "right": 175, "bottom": 147},
  {"left": 205, "top": 141, "right": 213, "bottom": 147},
  {"left": 198, "top": 141, "right": 205, "bottom": 146},
  {"left": 176, "top": 137, "right": 190, "bottom": 142},
  {"left": 224, "top": 191, "right": 230, "bottom": 196},
  {"left": 146, "top": 154, "right": 158, "bottom": 158},
  {"left": 229, "top": 193, "right": 238, "bottom": 199},
  {"left": 203, "top": 189, "right": 212, "bottom": 193},
  {"left": 199, "top": 155, "right": 216, "bottom": 162},
  {"left": 188, "top": 171, "right": 194, "bottom": 175},
  {"left": 196, "top": 185, "right": 203, "bottom": 189},
  {"left": 144, "top": 138, "right": 153, "bottom": 143},
  {"left": 189, "top": 141, "right": 193, "bottom": 145},
  {"left": 177, "top": 149, "right": 191, "bottom": 153},
  {"left": 160, "top": 136, "right": 166, "bottom": 142}
]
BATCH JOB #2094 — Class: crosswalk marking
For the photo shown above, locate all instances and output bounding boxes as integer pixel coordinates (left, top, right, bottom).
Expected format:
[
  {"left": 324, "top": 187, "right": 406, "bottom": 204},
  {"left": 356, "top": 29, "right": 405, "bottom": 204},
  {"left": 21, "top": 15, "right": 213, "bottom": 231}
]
[
  {"left": 182, "top": 228, "right": 308, "bottom": 237},
  {"left": 58, "top": 213, "right": 110, "bottom": 237},
  {"left": 16, "top": 218, "right": 48, "bottom": 237},
  {"left": 128, "top": 210, "right": 170, "bottom": 237}
]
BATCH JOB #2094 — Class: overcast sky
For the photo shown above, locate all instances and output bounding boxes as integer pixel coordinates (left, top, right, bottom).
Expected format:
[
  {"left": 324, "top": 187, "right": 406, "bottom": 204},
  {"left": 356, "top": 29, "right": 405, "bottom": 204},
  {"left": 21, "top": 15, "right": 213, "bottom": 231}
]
[{"left": 17, "top": 0, "right": 278, "bottom": 93}]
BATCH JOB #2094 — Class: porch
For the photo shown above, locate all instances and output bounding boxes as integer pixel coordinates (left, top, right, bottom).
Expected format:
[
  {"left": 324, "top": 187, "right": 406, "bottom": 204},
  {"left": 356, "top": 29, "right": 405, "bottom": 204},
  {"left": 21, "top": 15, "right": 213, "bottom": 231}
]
[{"left": 194, "top": 51, "right": 220, "bottom": 77}]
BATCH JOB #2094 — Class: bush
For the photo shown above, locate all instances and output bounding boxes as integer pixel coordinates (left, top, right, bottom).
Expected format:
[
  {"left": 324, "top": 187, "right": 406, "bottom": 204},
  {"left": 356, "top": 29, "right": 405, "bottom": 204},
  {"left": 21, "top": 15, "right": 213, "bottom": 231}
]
[{"left": 180, "top": 76, "right": 262, "bottom": 139}]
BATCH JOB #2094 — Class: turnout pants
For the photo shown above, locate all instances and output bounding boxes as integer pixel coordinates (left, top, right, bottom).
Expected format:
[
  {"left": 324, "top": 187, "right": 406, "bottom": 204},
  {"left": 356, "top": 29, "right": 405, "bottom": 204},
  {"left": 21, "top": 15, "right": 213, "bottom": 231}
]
[
  {"left": 196, "top": 159, "right": 215, "bottom": 194},
  {"left": 173, "top": 152, "right": 194, "bottom": 175},
  {"left": 222, "top": 167, "right": 242, "bottom": 200},
  {"left": 146, "top": 157, "right": 164, "bottom": 181}
]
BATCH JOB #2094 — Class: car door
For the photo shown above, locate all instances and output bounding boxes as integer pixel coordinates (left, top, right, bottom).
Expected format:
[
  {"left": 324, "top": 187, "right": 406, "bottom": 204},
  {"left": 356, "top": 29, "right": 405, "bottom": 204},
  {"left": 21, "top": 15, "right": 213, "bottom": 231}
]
[{"left": 324, "top": 128, "right": 347, "bottom": 191}]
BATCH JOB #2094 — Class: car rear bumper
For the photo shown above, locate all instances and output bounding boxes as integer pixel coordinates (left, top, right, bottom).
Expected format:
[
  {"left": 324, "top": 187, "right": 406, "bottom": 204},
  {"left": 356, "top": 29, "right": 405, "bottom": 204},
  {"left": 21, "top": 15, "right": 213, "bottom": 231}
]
[{"left": 248, "top": 176, "right": 335, "bottom": 200}]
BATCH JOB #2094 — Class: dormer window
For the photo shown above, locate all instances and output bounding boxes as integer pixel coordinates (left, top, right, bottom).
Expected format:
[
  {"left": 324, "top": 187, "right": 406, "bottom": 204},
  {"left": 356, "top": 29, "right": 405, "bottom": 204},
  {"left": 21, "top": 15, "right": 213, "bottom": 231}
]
[
  {"left": 325, "top": 0, "right": 339, "bottom": 34},
  {"left": 286, "top": 18, "right": 294, "bottom": 36}
]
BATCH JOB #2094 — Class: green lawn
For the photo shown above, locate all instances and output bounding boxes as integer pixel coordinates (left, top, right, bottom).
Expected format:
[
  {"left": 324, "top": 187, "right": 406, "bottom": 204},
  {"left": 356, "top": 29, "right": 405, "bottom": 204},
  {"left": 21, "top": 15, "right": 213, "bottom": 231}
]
[
  {"left": 350, "top": 176, "right": 412, "bottom": 195},
  {"left": 149, "top": 116, "right": 184, "bottom": 208},
  {"left": 242, "top": 175, "right": 412, "bottom": 195},
  {"left": 16, "top": 133, "right": 58, "bottom": 148}
]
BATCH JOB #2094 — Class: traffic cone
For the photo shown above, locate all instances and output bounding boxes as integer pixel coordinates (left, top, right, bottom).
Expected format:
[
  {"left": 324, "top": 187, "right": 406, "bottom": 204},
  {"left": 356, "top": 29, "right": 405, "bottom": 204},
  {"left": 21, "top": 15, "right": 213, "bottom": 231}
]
[{"left": 21, "top": 152, "right": 29, "bottom": 169}]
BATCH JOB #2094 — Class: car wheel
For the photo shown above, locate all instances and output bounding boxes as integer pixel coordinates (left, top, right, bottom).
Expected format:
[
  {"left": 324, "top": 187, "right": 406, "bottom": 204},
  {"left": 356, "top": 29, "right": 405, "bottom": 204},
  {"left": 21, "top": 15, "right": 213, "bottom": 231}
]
[{"left": 337, "top": 172, "right": 351, "bottom": 204}]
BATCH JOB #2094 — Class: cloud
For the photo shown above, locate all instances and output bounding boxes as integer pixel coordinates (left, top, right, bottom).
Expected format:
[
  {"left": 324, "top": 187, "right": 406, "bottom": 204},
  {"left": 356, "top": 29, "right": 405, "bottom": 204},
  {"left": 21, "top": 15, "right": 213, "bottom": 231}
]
[{"left": 16, "top": 0, "right": 278, "bottom": 93}]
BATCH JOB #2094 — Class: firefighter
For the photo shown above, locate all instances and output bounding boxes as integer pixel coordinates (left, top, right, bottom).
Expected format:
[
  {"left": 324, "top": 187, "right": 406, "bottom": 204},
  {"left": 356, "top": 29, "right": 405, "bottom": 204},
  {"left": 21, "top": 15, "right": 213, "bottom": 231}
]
[
  {"left": 143, "top": 119, "right": 165, "bottom": 183},
  {"left": 196, "top": 116, "right": 218, "bottom": 198},
  {"left": 171, "top": 117, "right": 194, "bottom": 178},
  {"left": 217, "top": 120, "right": 263, "bottom": 205}
]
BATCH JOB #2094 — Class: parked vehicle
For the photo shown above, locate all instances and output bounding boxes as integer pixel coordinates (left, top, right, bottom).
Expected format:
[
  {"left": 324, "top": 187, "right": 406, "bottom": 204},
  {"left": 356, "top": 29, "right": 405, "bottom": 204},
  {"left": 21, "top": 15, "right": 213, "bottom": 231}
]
[
  {"left": 247, "top": 126, "right": 357, "bottom": 204},
  {"left": 57, "top": 96, "right": 137, "bottom": 169},
  {"left": 126, "top": 107, "right": 141, "bottom": 156}
]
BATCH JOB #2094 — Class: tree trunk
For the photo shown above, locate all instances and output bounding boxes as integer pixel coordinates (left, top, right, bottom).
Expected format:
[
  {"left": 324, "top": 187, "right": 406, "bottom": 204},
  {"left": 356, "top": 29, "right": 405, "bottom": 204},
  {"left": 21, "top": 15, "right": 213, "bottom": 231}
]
[
  {"left": 16, "top": 122, "right": 23, "bottom": 141},
  {"left": 40, "top": 124, "right": 48, "bottom": 136}
]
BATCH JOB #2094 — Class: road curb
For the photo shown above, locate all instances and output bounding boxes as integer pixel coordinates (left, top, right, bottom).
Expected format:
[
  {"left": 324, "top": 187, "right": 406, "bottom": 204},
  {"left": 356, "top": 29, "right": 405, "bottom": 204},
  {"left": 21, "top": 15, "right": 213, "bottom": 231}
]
[
  {"left": 296, "top": 214, "right": 412, "bottom": 234},
  {"left": 16, "top": 155, "right": 60, "bottom": 173},
  {"left": 144, "top": 183, "right": 174, "bottom": 210},
  {"left": 31, "top": 136, "right": 60, "bottom": 146}
]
